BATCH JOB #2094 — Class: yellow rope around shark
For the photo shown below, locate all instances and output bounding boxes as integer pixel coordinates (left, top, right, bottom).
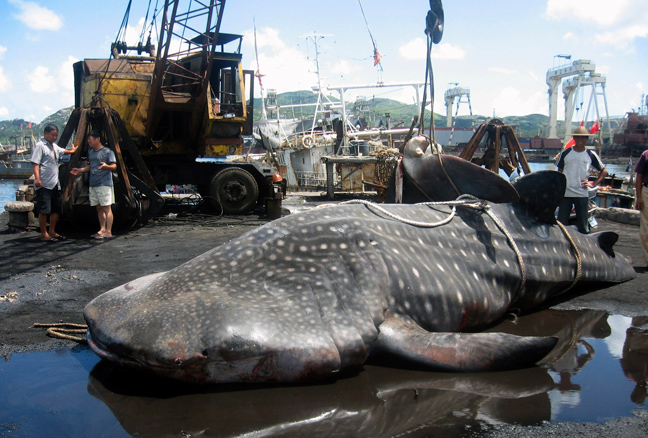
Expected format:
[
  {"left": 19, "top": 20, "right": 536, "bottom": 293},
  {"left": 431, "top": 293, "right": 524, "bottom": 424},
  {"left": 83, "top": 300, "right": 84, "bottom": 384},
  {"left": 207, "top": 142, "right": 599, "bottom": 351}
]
[
  {"left": 317, "top": 196, "right": 529, "bottom": 299},
  {"left": 554, "top": 221, "right": 583, "bottom": 295},
  {"left": 33, "top": 323, "right": 88, "bottom": 344}
]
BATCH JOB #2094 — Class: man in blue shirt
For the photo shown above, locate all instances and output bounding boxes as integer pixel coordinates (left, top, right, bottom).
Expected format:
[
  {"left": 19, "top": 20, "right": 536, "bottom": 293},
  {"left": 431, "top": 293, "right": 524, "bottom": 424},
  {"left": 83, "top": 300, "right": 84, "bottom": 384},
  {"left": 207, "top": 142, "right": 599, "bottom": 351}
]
[{"left": 69, "top": 130, "right": 117, "bottom": 240}]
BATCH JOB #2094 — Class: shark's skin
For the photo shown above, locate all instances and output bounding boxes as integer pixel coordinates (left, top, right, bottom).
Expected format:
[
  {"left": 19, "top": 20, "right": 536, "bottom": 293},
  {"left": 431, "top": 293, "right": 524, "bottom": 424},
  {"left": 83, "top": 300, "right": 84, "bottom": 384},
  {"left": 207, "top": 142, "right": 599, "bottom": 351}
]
[{"left": 84, "top": 167, "right": 636, "bottom": 384}]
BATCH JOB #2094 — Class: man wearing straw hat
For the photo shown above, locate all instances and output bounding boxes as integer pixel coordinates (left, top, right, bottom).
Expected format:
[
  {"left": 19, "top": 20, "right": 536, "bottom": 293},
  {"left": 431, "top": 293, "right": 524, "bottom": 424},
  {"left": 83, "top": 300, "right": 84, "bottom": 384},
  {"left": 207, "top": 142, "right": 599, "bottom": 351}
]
[{"left": 555, "top": 126, "right": 608, "bottom": 234}]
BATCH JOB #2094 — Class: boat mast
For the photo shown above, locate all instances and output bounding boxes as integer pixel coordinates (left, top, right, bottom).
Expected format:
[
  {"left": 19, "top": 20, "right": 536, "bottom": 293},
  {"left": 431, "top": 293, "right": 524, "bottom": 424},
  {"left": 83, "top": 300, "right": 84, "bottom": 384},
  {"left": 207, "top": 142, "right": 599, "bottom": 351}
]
[
  {"left": 253, "top": 18, "right": 268, "bottom": 121},
  {"left": 302, "top": 33, "right": 333, "bottom": 136}
]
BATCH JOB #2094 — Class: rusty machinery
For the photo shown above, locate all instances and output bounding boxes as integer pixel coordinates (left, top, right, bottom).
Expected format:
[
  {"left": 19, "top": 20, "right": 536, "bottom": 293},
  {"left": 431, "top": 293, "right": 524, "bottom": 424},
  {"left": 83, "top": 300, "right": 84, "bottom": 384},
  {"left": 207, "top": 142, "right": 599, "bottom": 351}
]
[
  {"left": 459, "top": 119, "right": 532, "bottom": 177},
  {"left": 61, "top": 0, "right": 278, "bottom": 229}
]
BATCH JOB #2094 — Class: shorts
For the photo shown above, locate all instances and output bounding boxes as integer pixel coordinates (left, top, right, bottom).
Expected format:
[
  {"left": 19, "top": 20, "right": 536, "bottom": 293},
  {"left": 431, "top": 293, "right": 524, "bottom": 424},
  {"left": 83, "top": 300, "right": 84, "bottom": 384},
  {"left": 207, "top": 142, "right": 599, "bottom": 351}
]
[
  {"left": 35, "top": 187, "right": 63, "bottom": 215},
  {"left": 89, "top": 185, "right": 115, "bottom": 207}
]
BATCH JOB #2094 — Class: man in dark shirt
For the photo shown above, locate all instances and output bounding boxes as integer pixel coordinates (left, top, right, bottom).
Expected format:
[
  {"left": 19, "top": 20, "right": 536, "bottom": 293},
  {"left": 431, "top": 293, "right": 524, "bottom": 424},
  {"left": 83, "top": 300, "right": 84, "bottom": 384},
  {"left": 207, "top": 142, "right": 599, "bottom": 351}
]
[{"left": 634, "top": 149, "right": 648, "bottom": 266}]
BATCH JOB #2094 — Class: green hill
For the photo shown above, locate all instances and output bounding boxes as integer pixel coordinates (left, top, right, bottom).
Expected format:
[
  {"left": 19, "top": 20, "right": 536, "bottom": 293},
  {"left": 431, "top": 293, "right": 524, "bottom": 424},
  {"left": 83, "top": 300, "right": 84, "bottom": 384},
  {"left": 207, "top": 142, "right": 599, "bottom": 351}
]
[
  {"left": 0, "top": 106, "right": 74, "bottom": 146},
  {"left": 1, "top": 100, "right": 549, "bottom": 147},
  {"left": 253, "top": 91, "right": 548, "bottom": 138}
]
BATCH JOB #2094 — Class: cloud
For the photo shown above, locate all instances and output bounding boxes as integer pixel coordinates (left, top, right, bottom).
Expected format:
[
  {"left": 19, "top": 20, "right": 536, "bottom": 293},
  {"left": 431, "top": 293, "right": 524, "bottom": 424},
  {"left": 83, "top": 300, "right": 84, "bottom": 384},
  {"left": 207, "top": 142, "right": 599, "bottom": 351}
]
[
  {"left": 596, "top": 24, "right": 648, "bottom": 47},
  {"left": 0, "top": 66, "right": 10, "bottom": 92},
  {"left": 0, "top": 46, "right": 6, "bottom": 59},
  {"left": 242, "top": 27, "right": 317, "bottom": 94},
  {"left": 562, "top": 32, "right": 576, "bottom": 41},
  {"left": 244, "top": 27, "right": 286, "bottom": 52},
  {"left": 492, "top": 88, "right": 547, "bottom": 117},
  {"left": 26, "top": 56, "right": 78, "bottom": 96},
  {"left": 328, "top": 59, "right": 362, "bottom": 78},
  {"left": 546, "top": 0, "right": 629, "bottom": 27},
  {"left": 28, "top": 65, "right": 57, "bottom": 93},
  {"left": 546, "top": 0, "right": 648, "bottom": 47},
  {"left": 432, "top": 43, "right": 466, "bottom": 60},
  {"left": 9, "top": 0, "right": 63, "bottom": 31},
  {"left": 58, "top": 56, "right": 78, "bottom": 90},
  {"left": 399, "top": 38, "right": 465, "bottom": 60},
  {"left": 0, "top": 107, "right": 9, "bottom": 117},
  {"left": 488, "top": 67, "right": 518, "bottom": 76}
]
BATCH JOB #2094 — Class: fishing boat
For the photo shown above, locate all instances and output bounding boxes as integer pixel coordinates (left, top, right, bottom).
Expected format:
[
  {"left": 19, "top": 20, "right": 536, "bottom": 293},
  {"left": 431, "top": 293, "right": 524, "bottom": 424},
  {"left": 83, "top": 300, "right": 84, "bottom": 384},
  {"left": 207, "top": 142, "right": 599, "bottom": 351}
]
[
  {"left": 0, "top": 144, "right": 33, "bottom": 179},
  {"left": 252, "top": 34, "right": 399, "bottom": 192}
]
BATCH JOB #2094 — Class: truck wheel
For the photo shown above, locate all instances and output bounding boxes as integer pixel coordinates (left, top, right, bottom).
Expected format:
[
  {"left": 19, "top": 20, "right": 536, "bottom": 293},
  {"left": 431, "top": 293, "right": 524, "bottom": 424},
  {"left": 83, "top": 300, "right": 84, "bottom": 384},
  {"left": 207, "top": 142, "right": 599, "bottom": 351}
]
[{"left": 209, "top": 167, "right": 259, "bottom": 215}]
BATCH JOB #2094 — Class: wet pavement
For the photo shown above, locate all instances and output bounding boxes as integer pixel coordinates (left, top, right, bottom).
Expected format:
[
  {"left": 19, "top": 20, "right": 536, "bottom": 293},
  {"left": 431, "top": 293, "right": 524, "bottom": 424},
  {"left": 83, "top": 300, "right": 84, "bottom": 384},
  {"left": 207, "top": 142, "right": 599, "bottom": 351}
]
[{"left": 1, "top": 194, "right": 648, "bottom": 437}]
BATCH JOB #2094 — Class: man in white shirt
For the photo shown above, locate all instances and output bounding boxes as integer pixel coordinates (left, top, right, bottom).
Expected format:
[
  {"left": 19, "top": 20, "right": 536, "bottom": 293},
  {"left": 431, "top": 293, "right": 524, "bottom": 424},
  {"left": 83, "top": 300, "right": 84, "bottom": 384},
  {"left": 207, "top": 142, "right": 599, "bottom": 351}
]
[
  {"left": 31, "top": 124, "right": 77, "bottom": 242},
  {"left": 555, "top": 126, "right": 607, "bottom": 234}
]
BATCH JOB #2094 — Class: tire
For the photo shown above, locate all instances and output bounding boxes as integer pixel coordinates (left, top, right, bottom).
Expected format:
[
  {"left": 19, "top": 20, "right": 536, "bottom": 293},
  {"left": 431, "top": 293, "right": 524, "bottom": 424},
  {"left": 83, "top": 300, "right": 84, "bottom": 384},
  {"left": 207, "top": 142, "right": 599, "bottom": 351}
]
[{"left": 209, "top": 167, "right": 259, "bottom": 215}]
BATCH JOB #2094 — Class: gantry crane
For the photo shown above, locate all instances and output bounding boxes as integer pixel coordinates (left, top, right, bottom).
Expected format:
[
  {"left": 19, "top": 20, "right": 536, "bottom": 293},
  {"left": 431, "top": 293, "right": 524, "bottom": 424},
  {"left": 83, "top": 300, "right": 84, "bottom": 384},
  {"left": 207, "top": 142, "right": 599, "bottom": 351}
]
[
  {"left": 546, "top": 59, "right": 611, "bottom": 142},
  {"left": 444, "top": 84, "right": 474, "bottom": 145}
]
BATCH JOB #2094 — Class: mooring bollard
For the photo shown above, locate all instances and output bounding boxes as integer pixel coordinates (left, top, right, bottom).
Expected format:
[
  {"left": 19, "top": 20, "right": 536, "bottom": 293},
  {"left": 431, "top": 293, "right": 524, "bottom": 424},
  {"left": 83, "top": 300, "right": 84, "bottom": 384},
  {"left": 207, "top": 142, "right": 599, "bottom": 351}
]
[{"left": 4, "top": 201, "right": 35, "bottom": 230}]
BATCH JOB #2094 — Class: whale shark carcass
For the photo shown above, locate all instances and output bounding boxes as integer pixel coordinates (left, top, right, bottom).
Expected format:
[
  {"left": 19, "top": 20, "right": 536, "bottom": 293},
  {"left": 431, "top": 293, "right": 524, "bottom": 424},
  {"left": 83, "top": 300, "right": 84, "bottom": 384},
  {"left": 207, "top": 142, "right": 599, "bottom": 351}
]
[{"left": 84, "top": 150, "right": 635, "bottom": 384}]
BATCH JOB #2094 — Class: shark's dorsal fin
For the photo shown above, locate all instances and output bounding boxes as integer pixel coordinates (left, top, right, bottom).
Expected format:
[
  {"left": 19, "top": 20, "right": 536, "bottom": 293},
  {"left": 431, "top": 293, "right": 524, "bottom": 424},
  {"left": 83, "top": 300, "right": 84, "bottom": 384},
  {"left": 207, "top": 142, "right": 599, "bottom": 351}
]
[
  {"left": 594, "top": 231, "right": 619, "bottom": 258},
  {"left": 512, "top": 170, "right": 566, "bottom": 223}
]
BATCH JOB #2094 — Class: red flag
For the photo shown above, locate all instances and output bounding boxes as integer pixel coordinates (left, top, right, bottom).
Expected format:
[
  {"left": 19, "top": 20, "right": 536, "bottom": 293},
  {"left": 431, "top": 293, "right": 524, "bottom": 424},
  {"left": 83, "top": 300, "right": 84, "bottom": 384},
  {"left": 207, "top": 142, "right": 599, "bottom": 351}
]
[
  {"left": 373, "top": 47, "right": 382, "bottom": 66},
  {"left": 589, "top": 121, "right": 599, "bottom": 134},
  {"left": 28, "top": 122, "right": 32, "bottom": 130}
]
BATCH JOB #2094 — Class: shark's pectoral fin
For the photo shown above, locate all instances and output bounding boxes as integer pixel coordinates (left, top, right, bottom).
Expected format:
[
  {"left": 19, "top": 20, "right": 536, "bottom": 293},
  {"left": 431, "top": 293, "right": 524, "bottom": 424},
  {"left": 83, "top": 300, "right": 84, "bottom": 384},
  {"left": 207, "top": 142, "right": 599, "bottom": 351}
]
[{"left": 374, "top": 317, "right": 558, "bottom": 372}]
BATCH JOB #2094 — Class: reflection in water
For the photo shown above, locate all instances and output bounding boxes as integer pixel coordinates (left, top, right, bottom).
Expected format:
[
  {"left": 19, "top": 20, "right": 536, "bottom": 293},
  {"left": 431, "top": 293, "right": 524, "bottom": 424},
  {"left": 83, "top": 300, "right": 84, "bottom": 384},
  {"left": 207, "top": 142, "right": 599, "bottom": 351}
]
[
  {"left": 3, "top": 310, "right": 648, "bottom": 437},
  {"left": 88, "top": 360, "right": 554, "bottom": 437},
  {"left": 621, "top": 316, "right": 648, "bottom": 404},
  {"left": 83, "top": 309, "right": 628, "bottom": 437}
]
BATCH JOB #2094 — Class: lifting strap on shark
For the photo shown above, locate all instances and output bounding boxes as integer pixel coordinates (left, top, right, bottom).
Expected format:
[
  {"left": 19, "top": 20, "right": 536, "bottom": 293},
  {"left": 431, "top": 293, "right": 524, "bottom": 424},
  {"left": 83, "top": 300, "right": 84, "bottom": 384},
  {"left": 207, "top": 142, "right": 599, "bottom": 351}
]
[
  {"left": 322, "top": 192, "right": 585, "bottom": 303},
  {"left": 320, "top": 196, "right": 528, "bottom": 301}
]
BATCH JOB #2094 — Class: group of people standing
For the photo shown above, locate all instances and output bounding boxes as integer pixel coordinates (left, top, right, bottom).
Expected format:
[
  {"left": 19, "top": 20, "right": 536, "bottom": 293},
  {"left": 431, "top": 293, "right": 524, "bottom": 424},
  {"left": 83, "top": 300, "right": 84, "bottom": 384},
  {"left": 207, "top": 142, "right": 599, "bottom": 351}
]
[{"left": 30, "top": 125, "right": 116, "bottom": 242}]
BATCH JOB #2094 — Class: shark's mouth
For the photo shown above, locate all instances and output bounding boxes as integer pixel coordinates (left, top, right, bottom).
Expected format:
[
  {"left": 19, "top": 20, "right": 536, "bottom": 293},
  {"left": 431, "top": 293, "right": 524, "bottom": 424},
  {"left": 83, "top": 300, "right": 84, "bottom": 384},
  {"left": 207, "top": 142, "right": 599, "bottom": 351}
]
[{"left": 86, "top": 331, "right": 148, "bottom": 370}]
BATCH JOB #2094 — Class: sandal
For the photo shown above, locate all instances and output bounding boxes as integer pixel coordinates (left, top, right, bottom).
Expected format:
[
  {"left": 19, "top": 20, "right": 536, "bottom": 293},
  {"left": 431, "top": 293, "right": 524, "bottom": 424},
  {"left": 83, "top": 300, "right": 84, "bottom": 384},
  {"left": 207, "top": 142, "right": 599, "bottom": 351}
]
[{"left": 41, "top": 237, "right": 59, "bottom": 243}]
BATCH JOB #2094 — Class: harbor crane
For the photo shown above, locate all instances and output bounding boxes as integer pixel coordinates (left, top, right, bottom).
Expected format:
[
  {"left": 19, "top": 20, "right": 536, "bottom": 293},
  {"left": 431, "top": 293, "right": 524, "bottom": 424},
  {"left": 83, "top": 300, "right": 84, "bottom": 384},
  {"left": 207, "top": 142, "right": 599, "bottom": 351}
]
[
  {"left": 546, "top": 59, "right": 611, "bottom": 143},
  {"left": 444, "top": 84, "right": 474, "bottom": 145}
]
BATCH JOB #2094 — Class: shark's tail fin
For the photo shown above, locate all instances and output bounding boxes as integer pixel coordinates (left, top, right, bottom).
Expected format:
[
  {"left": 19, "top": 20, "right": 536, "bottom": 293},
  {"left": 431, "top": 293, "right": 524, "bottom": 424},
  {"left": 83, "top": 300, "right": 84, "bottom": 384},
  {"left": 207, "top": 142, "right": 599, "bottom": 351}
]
[{"left": 375, "top": 317, "right": 557, "bottom": 372}]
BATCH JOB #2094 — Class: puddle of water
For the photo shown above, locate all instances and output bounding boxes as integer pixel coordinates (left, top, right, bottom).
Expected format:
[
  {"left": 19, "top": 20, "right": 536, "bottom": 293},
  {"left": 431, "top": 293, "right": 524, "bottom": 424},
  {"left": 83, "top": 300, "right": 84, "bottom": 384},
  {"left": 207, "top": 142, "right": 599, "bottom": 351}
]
[{"left": 1, "top": 310, "right": 647, "bottom": 438}]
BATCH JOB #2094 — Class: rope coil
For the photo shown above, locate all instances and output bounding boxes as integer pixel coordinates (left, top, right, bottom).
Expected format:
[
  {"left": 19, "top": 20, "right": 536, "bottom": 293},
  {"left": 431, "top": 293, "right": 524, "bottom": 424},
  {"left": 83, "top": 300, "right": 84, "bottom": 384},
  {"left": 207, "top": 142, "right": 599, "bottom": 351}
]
[{"left": 33, "top": 323, "right": 88, "bottom": 344}]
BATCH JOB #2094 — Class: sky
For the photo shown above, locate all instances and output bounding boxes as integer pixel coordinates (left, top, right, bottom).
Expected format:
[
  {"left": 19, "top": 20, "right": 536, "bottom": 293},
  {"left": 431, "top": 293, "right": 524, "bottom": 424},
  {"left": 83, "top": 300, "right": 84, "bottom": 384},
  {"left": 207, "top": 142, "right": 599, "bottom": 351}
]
[{"left": 0, "top": 0, "right": 647, "bottom": 125}]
